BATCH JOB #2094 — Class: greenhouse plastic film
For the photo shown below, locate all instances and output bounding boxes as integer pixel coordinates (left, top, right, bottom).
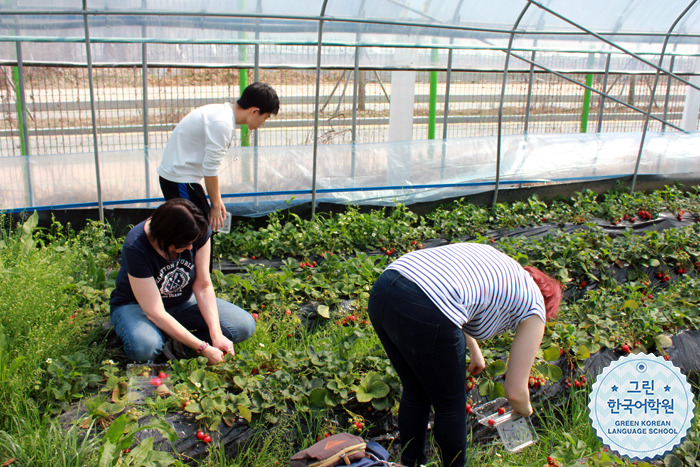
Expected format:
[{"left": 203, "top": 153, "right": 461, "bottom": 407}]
[{"left": 2, "top": 131, "right": 700, "bottom": 215}]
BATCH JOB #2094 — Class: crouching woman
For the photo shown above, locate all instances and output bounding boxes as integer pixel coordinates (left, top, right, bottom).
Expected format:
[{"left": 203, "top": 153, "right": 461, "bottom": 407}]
[
  {"left": 368, "top": 242, "right": 561, "bottom": 467},
  {"left": 109, "top": 198, "right": 255, "bottom": 364}
]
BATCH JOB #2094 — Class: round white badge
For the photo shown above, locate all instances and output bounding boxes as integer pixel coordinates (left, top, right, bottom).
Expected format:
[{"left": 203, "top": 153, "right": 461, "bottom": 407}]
[{"left": 588, "top": 353, "right": 694, "bottom": 459}]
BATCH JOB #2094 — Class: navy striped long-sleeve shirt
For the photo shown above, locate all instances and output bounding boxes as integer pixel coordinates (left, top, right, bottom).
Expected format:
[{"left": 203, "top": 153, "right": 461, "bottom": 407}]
[{"left": 386, "top": 242, "right": 546, "bottom": 340}]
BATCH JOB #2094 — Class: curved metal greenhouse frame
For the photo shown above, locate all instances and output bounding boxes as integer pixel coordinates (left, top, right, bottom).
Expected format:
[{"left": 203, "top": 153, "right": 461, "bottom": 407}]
[{"left": 1, "top": 0, "right": 700, "bottom": 219}]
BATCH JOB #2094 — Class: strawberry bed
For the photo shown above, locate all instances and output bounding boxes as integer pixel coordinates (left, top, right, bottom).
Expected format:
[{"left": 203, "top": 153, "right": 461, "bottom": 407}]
[{"left": 4, "top": 183, "right": 700, "bottom": 465}]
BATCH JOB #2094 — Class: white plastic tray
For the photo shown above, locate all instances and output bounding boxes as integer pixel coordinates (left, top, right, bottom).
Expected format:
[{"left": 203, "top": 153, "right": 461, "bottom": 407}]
[
  {"left": 125, "top": 363, "right": 173, "bottom": 404},
  {"left": 472, "top": 397, "right": 539, "bottom": 452}
]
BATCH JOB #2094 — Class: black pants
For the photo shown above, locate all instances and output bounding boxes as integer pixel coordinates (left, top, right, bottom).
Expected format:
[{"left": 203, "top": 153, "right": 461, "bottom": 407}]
[
  {"left": 368, "top": 269, "right": 467, "bottom": 467},
  {"left": 159, "top": 176, "right": 214, "bottom": 271},
  {"left": 159, "top": 176, "right": 211, "bottom": 221}
]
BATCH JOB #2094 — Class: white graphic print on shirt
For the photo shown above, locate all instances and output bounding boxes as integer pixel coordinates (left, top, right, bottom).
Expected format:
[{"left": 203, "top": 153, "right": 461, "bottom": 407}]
[{"left": 155, "top": 258, "right": 194, "bottom": 298}]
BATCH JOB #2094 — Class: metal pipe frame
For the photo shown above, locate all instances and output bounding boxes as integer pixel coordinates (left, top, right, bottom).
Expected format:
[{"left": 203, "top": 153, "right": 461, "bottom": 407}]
[
  {"left": 5, "top": 1, "right": 700, "bottom": 215},
  {"left": 661, "top": 55, "right": 677, "bottom": 133},
  {"left": 15, "top": 42, "right": 34, "bottom": 207},
  {"left": 523, "top": 50, "right": 536, "bottom": 135},
  {"left": 493, "top": 3, "right": 531, "bottom": 206},
  {"left": 141, "top": 44, "right": 150, "bottom": 201},
  {"left": 6, "top": 7, "right": 700, "bottom": 44},
  {"left": 630, "top": 0, "right": 697, "bottom": 193},
  {"left": 310, "top": 0, "right": 330, "bottom": 217},
  {"left": 82, "top": 0, "right": 104, "bottom": 222}
]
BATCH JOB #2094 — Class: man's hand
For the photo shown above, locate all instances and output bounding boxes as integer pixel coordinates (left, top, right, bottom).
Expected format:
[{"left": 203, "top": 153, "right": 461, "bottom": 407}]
[{"left": 209, "top": 202, "right": 226, "bottom": 231}]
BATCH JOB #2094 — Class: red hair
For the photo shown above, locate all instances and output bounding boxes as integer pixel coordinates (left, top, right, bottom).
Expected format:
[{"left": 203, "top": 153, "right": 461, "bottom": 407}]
[{"left": 523, "top": 266, "right": 562, "bottom": 320}]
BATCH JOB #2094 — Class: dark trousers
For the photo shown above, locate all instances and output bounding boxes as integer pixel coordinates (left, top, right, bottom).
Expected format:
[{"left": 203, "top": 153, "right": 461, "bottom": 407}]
[
  {"left": 159, "top": 176, "right": 211, "bottom": 221},
  {"left": 368, "top": 269, "right": 467, "bottom": 467},
  {"left": 159, "top": 176, "right": 214, "bottom": 271}
]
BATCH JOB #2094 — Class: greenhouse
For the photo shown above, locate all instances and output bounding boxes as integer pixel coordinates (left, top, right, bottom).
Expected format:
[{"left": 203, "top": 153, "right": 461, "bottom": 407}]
[
  {"left": 1, "top": 0, "right": 699, "bottom": 219},
  {"left": 1, "top": 1, "right": 700, "bottom": 466}
]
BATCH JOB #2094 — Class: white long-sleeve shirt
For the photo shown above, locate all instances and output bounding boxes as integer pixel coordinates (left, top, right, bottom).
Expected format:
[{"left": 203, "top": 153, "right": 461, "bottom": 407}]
[
  {"left": 158, "top": 103, "right": 236, "bottom": 183},
  {"left": 387, "top": 243, "right": 546, "bottom": 340}
]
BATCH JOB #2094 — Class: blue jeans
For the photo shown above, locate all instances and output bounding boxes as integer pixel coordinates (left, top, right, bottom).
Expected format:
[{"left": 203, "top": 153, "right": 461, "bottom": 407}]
[
  {"left": 368, "top": 269, "right": 467, "bottom": 467},
  {"left": 110, "top": 295, "right": 256, "bottom": 362}
]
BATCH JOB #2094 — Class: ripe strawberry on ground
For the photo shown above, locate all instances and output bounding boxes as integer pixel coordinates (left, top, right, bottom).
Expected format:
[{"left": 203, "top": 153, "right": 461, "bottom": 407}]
[
  {"left": 196, "top": 430, "right": 205, "bottom": 440},
  {"left": 498, "top": 407, "right": 505, "bottom": 415},
  {"left": 487, "top": 419, "right": 495, "bottom": 426},
  {"left": 621, "top": 344, "right": 630, "bottom": 353},
  {"left": 203, "top": 435, "right": 212, "bottom": 444}
]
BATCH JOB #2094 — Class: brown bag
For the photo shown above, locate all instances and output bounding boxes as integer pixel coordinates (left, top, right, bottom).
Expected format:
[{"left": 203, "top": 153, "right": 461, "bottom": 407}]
[{"left": 289, "top": 433, "right": 367, "bottom": 467}]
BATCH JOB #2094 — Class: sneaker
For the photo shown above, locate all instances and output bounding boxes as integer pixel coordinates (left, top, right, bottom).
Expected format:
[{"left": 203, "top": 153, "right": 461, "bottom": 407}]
[{"left": 162, "top": 340, "right": 191, "bottom": 360}]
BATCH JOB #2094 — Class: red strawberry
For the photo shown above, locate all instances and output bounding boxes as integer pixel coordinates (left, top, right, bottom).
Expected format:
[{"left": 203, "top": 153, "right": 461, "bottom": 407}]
[
  {"left": 149, "top": 377, "right": 162, "bottom": 386},
  {"left": 196, "top": 430, "right": 205, "bottom": 440},
  {"left": 158, "top": 372, "right": 168, "bottom": 379},
  {"left": 487, "top": 419, "right": 495, "bottom": 426},
  {"left": 203, "top": 435, "right": 212, "bottom": 444},
  {"left": 621, "top": 344, "right": 630, "bottom": 353},
  {"left": 497, "top": 407, "right": 505, "bottom": 415}
]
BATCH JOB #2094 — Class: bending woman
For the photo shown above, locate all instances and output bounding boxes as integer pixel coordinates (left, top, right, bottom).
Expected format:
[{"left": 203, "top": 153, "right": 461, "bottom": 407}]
[
  {"left": 368, "top": 242, "right": 561, "bottom": 467},
  {"left": 109, "top": 198, "right": 255, "bottom": 364}
]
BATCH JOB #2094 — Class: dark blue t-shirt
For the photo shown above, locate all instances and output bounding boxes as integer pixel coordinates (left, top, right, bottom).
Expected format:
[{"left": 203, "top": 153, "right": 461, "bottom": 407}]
[{"left": 109, "top": 221, "right": 212, "bottom": 310}]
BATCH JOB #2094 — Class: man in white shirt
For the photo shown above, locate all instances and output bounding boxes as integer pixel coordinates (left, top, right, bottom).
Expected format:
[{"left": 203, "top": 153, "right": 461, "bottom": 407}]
[{"left": 158, "top": 82, "right": 279, "bottom": 230}]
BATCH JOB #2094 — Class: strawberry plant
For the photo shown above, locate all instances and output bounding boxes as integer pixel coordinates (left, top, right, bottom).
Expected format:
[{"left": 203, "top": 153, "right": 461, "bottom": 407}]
[
  {"left": 97, "top": 413, "right": 181, "bottom": 467},
  {"left": 43, "top": 352, "right": 102, "bottom": 414}
]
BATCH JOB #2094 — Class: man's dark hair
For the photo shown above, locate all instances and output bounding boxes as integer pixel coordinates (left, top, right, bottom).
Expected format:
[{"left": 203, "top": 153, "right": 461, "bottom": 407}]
[
  {"left": 149, "top": 198, "right": 209, "bottom": 252},
  {"left": 237, "top": 82, "right": 280, "bottom": 115}
]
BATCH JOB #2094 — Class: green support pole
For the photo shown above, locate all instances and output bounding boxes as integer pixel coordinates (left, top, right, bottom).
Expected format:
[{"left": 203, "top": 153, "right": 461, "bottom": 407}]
[
  {"left": 428, "top": 48, "right": 439, "bottom": 140},
  {"left": 580, "top": 53, "right": 595, "bottom": 133},
  {"left": 580, "top": 73, "right": 593, "bottom": 133},
  {"left": 238, "top": 0, "right": 249, "bottom": 147},
  {"left": 12, "top": 66, "right": 27, "bottom": 155},
  {"left": 239, "top": 66, "right": 249, "bottom": 147}
]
